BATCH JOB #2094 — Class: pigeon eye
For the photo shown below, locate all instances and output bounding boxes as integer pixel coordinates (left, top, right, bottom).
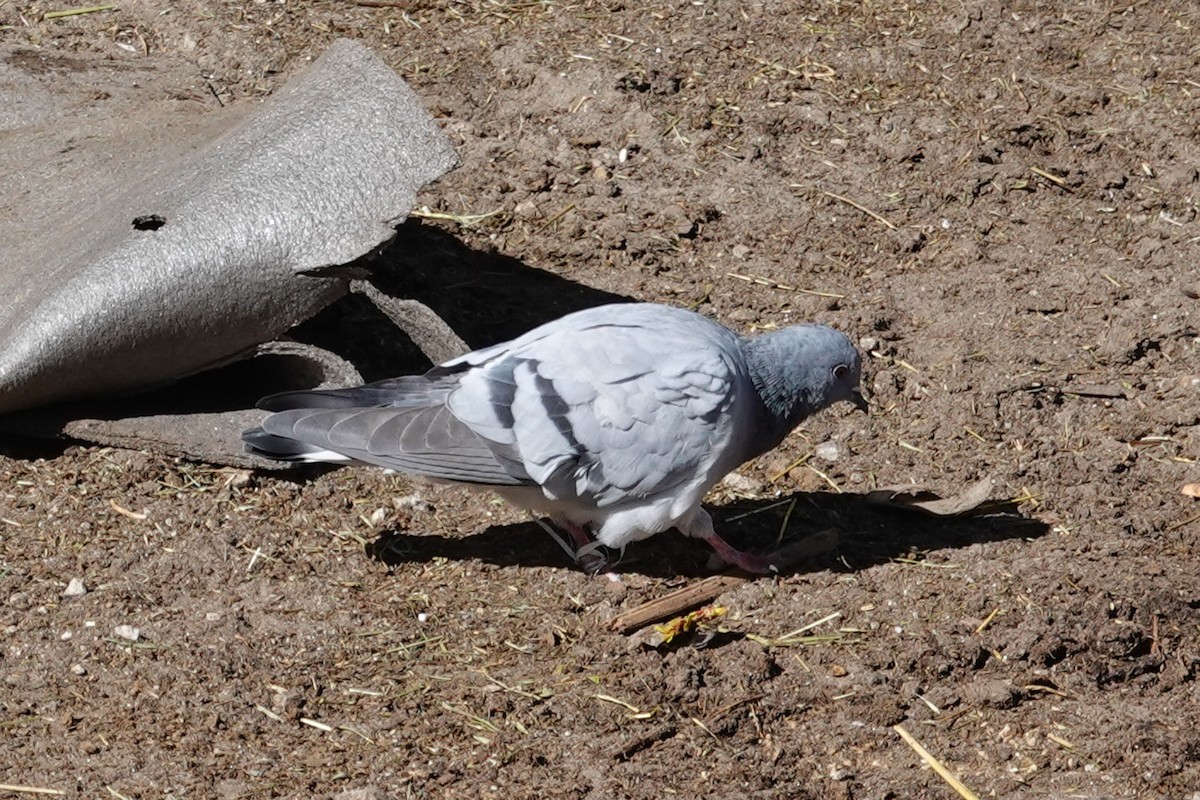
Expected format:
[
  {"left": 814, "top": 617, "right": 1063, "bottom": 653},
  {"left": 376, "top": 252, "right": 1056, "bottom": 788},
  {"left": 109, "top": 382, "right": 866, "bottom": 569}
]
[{"left": 833, "top": 364, "right": 849, "bottom": 380}]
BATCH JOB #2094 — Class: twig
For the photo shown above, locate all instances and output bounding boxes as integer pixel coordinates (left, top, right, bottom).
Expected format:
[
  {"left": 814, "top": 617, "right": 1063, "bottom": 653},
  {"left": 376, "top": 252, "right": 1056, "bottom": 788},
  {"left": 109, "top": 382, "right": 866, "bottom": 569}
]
[
  {"left": 893, "top": 725, "right": 981, "bottom": 800},
  {"left": 608, "top": 574, "right": 748, "bottom": 633}
]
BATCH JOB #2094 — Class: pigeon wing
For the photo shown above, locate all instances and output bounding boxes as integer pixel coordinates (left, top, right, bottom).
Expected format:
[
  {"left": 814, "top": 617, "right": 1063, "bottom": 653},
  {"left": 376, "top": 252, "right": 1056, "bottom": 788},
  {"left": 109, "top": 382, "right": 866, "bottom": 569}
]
[
  {"left": 447, "top": 311, "right": 744, "bottom": 509},
  {"left": 252, "top": 377, "right": 531, "bottom": 484}
]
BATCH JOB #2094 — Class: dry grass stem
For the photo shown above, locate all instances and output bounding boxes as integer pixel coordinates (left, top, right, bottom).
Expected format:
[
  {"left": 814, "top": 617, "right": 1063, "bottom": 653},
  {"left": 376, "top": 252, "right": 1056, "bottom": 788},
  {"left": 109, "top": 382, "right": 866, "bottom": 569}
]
[
  {"left": 1030, "top": 166, "right": 1067, "bottom": 186},
  {"left": 724, "top": 498, "right": 795, "bottom": 520},
  {"left": 767, "top": 454, "right": 809, "bottom": 484},
  {"left": 775, "top": 498, "right": 798, "bottom": 546},
  {"left": 725, "top": 271, "right": 846, "bottom": 298},
  {"left": 299, "top": 717, "right": 334, "bottom": 732},
  {"left": 806, "top": 463, "right": 842, "bottom": 493},
  {"left": 108, "top": 499, "right": 147, "bottom": 520},
  {"left": 592, "top": 693, "right": 653, "bottom": 718},
  {"left": 410, "top": 205, "right": 501, "bottom": 225},
  {"left": 893, "top": 725, "right": 981, "bottom": 800},
  {"left": 746, "top": 611, "right": 844, "bottom": 648},
  {"left": 974, "top": 608, "right": 1001, "bottom": 634},
  {"left": 44, "top": 5, "right": 114, "bottom": 19},
  {"left": 254, "top": 704, "right": 284, "bottom": 723},
  {"left": 536, "top": 203, "right": 577, "bottom": 231},
  {"left": 811, "top": 191, "right": 897, "bottom": 231},
  {"left": 0, "top": 786, "right": 65, "bottom": 797},
  {"left": 1046, "top": 732, "right": 1075, "bottom": 749}
]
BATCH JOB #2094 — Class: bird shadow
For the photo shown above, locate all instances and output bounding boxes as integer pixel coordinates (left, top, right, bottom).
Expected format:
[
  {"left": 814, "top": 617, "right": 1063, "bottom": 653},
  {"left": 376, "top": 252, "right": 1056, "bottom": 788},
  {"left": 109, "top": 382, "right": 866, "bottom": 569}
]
[
  {"left": 366, "top": 489, "right": 1049, "bottom": 579},
  {"left": 0, "top": 219, "right": 631, "bottom": 459},
  {"left": 290, "top": 219, "right": 632, "bottom": 382}
]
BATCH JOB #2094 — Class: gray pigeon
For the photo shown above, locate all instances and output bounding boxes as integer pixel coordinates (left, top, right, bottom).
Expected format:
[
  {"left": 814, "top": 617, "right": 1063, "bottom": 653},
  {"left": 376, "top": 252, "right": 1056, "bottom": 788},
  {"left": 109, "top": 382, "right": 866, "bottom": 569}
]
[{"left": 243, "top": 302, "right": 866, "bottom": 573}]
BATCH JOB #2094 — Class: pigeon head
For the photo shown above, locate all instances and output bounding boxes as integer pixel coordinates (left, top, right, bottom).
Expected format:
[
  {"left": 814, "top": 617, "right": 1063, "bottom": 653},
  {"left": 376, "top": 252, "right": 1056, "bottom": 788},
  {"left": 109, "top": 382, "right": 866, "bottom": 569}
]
[{"left": 741, "top": 324, "right": 866, "bottom": 448}]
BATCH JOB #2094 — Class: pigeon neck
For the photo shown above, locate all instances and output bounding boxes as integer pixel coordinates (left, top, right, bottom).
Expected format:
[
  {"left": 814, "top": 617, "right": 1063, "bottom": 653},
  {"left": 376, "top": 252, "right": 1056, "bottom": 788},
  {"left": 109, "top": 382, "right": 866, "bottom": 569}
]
[{"left": 740, "top": 333, "right": 816, "bottom": 456}]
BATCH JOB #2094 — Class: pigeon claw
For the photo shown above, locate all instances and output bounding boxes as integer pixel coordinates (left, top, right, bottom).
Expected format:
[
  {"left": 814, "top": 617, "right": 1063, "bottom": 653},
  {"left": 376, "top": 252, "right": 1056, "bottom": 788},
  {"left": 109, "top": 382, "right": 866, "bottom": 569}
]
[
  {"left": 574, "top": 540, "right": 619, "bottom": 576},
  {"left": 534, "top": 518, "right": 620, "bottom": 575}
]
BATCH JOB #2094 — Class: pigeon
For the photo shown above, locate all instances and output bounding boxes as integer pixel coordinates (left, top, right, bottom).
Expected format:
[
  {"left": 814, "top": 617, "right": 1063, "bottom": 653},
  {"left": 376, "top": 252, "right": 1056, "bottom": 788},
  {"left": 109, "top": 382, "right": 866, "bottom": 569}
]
[{"left": 243, "top": 302, "right": 866, "bottom": 573}]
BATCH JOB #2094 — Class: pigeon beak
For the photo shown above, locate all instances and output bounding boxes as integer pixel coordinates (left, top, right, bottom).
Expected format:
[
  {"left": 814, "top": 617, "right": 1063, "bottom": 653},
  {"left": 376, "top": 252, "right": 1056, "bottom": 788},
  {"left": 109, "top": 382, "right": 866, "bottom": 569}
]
[{"left": 850, "top": 389, "right": 869, "bottom": 413}]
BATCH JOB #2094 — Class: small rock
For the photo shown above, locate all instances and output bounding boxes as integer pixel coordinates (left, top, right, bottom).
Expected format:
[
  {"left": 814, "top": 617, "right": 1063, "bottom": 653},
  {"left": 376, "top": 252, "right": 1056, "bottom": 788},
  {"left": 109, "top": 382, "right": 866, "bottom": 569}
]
[
  {"left": 271, "top": 689, "right": 303, "bottom": 720},
  {"left": 859, "top": 336, "right": 880, "bottom": 353},
  {"left": 63, "top": 578, "right": 87, "bottom": 597},
  {"left": 961, "top": 677, "right": 1019, "bottom": 709},
  {"left": 814, "top": 441, "right": 841, "bottom": 462},
  {"left": 366, "top": 507, "right": 388, "bottom": 527},
  {"left": 113, "top": 625, "right": 140, "bottom": 642},
  {"left": 721, "top": 470, "right": 763, "bottom": 494},
  {"left": 333, "top": 789, "right": 384, "bottom": 800},
  {"left": 71, "top": 664, "right": 87, "bottom": 676},
  {"left": 393, "top": 495, "right": 434, "bottom": 514},
  {"left": 223, "top": 469, "right": 253, "bottom": 489},
  {"left": 514, "top": 199, "right": 541, "bottom": 219},
  {"left": 7, "top": 592, "right": 30, "bottom": 610},
  {"left": 829, "top": 765, "right": 853, "bottom": 781},
  {"left": 830, "top": 664, "right": 848, "bottom": 677},
  {"left": 731, "top": 244, "right": 751, "bottom": 260}
]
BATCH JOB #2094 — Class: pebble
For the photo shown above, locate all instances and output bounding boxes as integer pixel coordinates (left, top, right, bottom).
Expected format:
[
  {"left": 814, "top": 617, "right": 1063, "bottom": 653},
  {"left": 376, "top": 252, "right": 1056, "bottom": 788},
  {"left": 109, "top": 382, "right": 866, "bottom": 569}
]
[
  {"left": 71, "top": 664, "right": 87, "bottom": 676},
  {"left": 814, "top": 441, "right": 841, "bottom": 462},
  {"left": 393, "top": 495, "right": 434, "bottom": 514},
  {"left": 333, "top": 788, "right": 384, "bottom": 800},
  {"left": 114, "top": 625, "right": 140, "bottom": 642},
  {"left": 721, "top": 470, "right": 762, "bottom": 493},
  {"left": 514, "top": 199, "right": 540, "bottom": 219},
  {"left": 829, "top": 766, "right": 853, "bottom": 781},
  {"left": 63, "top": 578, "right": 87, "bottom": 597}
]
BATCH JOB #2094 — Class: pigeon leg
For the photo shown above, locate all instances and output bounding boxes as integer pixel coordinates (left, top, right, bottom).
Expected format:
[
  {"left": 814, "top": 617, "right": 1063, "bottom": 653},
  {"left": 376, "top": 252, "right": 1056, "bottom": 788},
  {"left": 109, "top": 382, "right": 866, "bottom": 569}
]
[
  {"left": 699, "top": 531, "right": 780, "bottom": 575},
  {"left": 705, "top": 527, "right": 842, "bottom": 575},
  {"left": 682, "top": 508, "right": 785, "bottom": 575},
  {"left": 533, "top": 518, "right": 617, "bottom": 574}
]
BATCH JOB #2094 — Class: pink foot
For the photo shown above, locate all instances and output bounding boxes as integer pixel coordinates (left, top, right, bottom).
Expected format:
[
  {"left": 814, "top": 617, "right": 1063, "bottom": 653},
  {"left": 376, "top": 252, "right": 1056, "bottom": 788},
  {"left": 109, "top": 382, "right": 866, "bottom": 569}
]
[
  {"left": 701, "top": 532, "right": 782, "bottom": 574},
  {"left": 701, "top": 528, "right": 838, "bottom": 575}
]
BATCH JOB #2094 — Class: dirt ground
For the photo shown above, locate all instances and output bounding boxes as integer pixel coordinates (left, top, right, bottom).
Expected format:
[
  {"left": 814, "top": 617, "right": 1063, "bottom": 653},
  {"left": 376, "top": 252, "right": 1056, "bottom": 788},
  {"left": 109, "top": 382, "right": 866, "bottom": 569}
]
[{"left": 3, "top": 0, "right": 1200, "bottom": 797}]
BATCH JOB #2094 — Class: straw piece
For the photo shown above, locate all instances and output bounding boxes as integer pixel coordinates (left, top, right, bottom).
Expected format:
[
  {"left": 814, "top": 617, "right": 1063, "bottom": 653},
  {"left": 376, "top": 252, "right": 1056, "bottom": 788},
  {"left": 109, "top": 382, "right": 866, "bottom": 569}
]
[
  {"left": 0, "top": 786, "right": 66, "bottom": 797},
  {"left": 893, "top": 725, "right": 981, "bottom": 800}
]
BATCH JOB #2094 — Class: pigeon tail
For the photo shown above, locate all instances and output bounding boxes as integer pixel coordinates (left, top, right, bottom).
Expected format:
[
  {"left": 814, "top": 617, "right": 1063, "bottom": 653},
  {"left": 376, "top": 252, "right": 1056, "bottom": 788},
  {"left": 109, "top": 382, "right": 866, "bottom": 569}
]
[{"left": 243, "top": 426, "right": 352, "bottom": 463}]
